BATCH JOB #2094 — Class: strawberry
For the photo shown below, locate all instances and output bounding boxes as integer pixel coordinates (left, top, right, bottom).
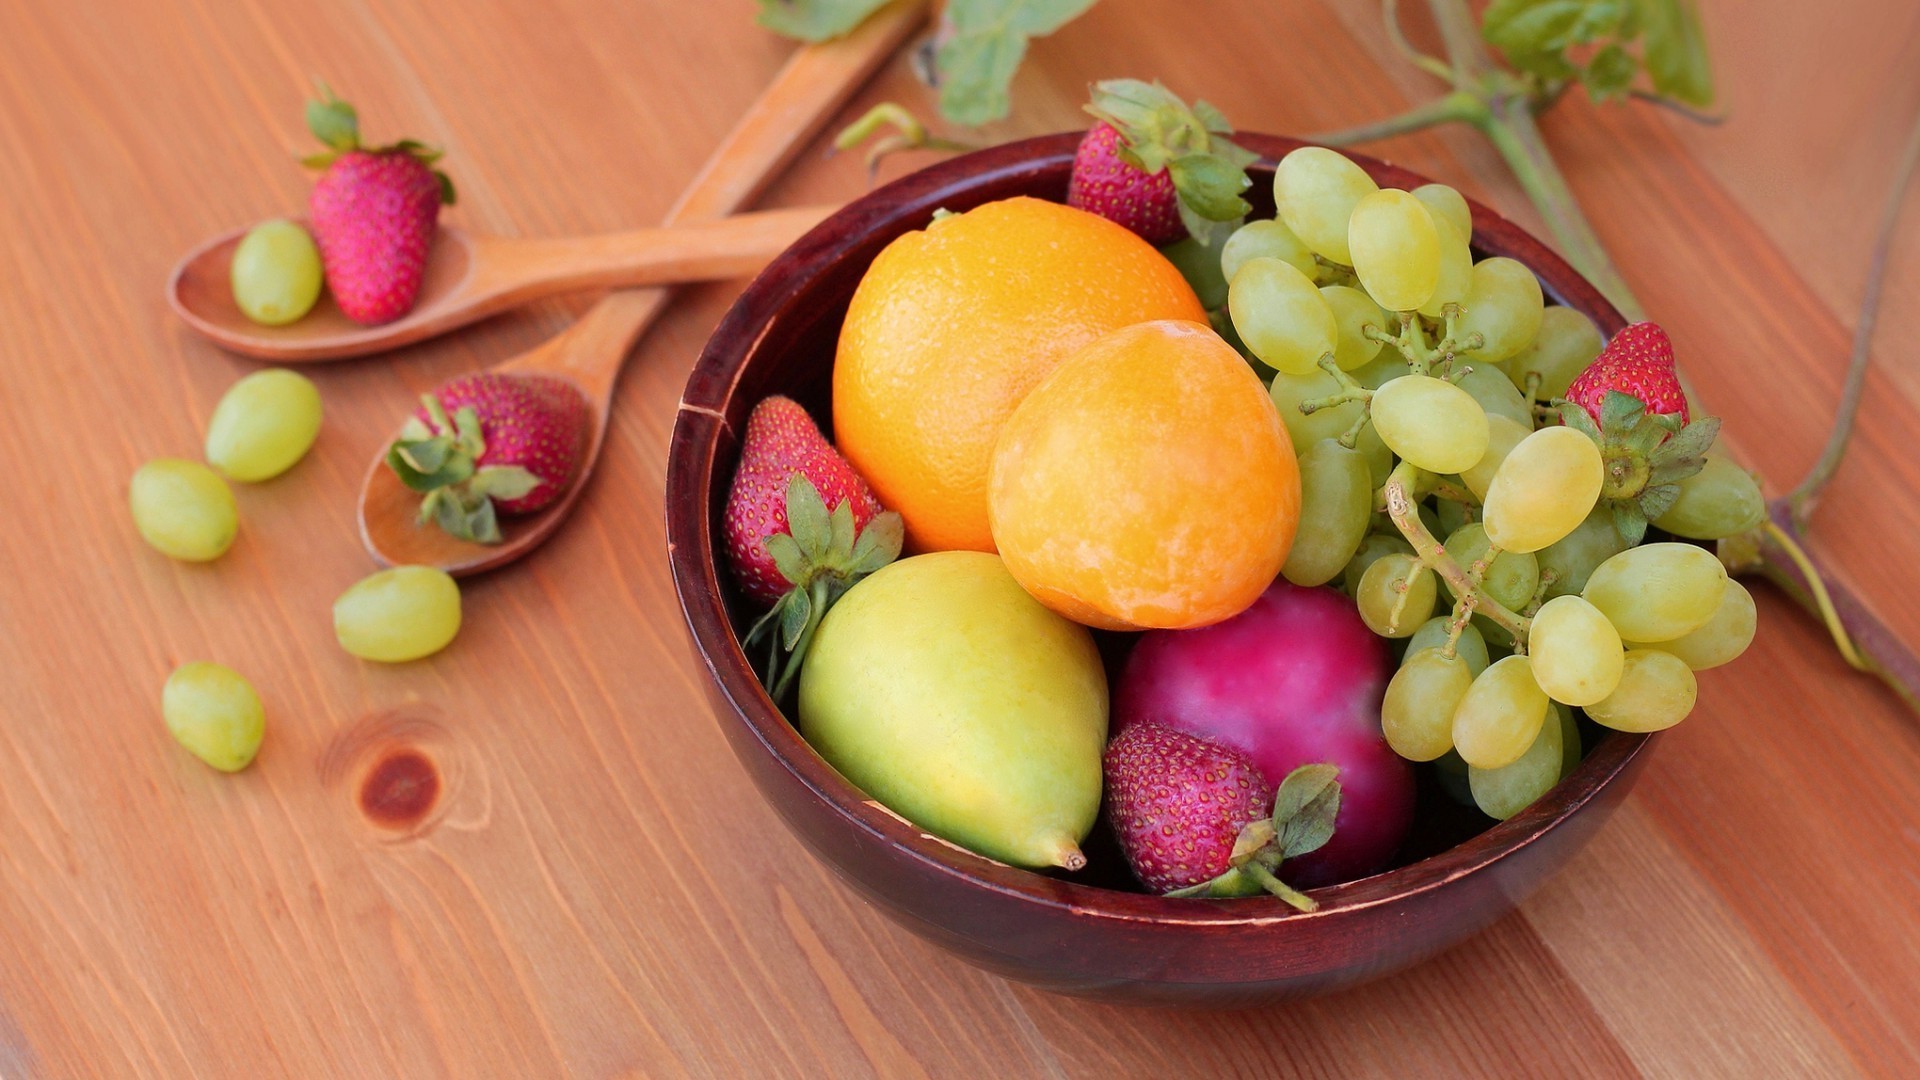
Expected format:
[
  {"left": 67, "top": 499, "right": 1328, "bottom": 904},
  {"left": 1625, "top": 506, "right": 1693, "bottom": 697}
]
[
  {"left": 385, "top": 372, "right": 587, "bottom": 544},
  {"left": 1556, "top": 321, "right": 1722, "bottom": 544},
  {"left": 724, "top": 396, "right": 902, "bottom": 696},
  {"left": 301, "top": 82, "right": 454, "bottom": 325},
  {"left": 1067, "top": 79, "right": 1257, "bottom": 247},
  {"left": 1105, "top": 724, "right": 1343, "bottom": 912},
  {"left": 1565, "top": 321, "right": 1689, "bottom": 427}
]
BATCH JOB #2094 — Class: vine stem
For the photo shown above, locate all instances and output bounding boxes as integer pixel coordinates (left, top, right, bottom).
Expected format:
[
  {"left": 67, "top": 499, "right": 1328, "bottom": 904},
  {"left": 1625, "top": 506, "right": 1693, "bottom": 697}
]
[
  {"left": 1783, "top": 106, "right": 1920, "bottom": 523},
  {"left": 1382, "top": 474, "right": 1531, "bottom": 640}
]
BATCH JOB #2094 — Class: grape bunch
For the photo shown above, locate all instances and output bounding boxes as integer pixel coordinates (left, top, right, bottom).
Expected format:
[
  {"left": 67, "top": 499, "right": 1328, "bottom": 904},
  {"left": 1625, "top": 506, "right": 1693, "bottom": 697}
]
[{"left": 1223, "top": 146, "right": 1764, "bottom": 823}]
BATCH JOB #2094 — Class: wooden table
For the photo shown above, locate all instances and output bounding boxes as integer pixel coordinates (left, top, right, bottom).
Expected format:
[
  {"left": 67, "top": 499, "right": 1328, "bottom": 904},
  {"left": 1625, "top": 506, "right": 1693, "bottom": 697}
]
[{"left": 2, "top": 0, "right": 1915, "bottom": 1074}]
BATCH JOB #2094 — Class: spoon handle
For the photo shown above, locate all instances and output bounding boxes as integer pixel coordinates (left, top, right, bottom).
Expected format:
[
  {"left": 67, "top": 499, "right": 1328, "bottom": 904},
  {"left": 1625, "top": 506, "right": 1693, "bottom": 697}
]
[
  {"left": 473, "top": 204, "right": 833, "bottom": 301},
  {"left": 516, "top": 0, "right": 928, "bottom": 398}
]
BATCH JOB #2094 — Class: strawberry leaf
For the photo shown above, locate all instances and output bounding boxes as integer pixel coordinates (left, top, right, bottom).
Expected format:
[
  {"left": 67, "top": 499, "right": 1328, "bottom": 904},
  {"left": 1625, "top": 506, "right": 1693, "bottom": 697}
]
[
  {"left": 1167, "top": 152, "right": 1253, "bottom": 222},
  {"left": 1599, "top": 389, "right": 1647, "bottom": 432},
  {"left": 1556, "top": 401, "right": 1605, "bottom": 444},
  {"left": 1652, "top": 415, "right": 1721, "bottom": 464},
  {"left": 1229, "top": 819, "right": 1278, "bottom": 865},
  {"left": 387, "top": 438, "right": 473, "bottom": 493},
  {"left": 470, "top": 465, "right": 542, "bottom": 501},
  {"left": 1583, "top": 43, "right": 1638, "bottom": 101},
  {"left": 1611, "top": 499, "right": 1650, "bottom": 545},
  {"left": 827, "top": 498, "right": 857, "bottom": 559},
  {"left": 847, "top": 512, "right": 905, "bottom": 574},
  {"left": 784, "top": 474, "right": 832, "bottom": 560},
  {"left": 1639, "top": 482, "right": 1682, "bottom": 522},
  {"left": 306, "top": 81, "right": 360, "bottom": 152},
  {"left": 1270, "top": 763, "right": 1342, "bottom": 861},
  {"left": 1646, "top": 458, "right": 1707, "bottom": 488},
  {"left": 779, "top": 586, "right": 813, "bottom": 650},
  {"left": 1192, "top": 98, "right": 1233, "bottom": 135},
  {"left": 764, "top": 532, "right": 809, "bottom": 587}
]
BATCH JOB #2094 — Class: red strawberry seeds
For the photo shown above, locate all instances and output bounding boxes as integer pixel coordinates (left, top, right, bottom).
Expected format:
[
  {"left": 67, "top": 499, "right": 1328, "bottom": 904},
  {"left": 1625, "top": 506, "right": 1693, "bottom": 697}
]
[
  {"left": 1566, "top": 321, "right": 1690, "bottom": 425},
  {"left": 1068, "top": 123, "right": 1185, "bottom": 246},
  {"left": 725, "top": 396, "right": 884, "bottom": 607},
  {"left": 1104, "top": 722, "right": 1275, "bottom": 893}
]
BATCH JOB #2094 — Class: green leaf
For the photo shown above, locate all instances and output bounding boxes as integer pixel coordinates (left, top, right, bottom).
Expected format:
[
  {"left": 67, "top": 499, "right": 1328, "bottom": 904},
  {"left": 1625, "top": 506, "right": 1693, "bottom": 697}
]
[
  {"left": 1269, "top": 763, "right": 1342, "bottom": 861},
  {"left": 753, "top": 0, "right": 893, "bottom": 41},
  {"left": 936, "top": 0, "right": 1099, "bottom": 125},
  {"left": 451, "top": 405, "right": 486, "bottom": 457},
  {"left": 764, "top": 532, "right": 809, "bottom": 586},
  {"left": 778, "top": 586, "right": 813, "bottom": 650},
  {"left": 1229, "top": 819, "right": 1278, "bottom": 865},
  {"left": 1651, "top": 415, "right": 1721, "bottom": 464},
  {"left": 386, "top": 438, "right": 474, "bottom": 493},
  {"left": 470, "top": 465, "right": 542, "bottom": 501},
  {"left": 1638, "top": 482, "right": 1682, "bottom": 521},
  {"left": 1646, "top": 457, "right": 1706, "bottom": 489},
  {"left": 1610, "top": 499, "right": 1650, "bottom": 545},
  {"left": 1599, "top": 390, "right": 1647, "bottom": 432},
  {"left": 1555, "top": 401, "right": 1605, "bottom": 444},
  {"left": 784, "top": 474, "right": 832, "bottom": 560},
  {"left": 1483, "top": 0, "right": 1589, "bottom": 55},
  {"left": 1582, "top": 43, "right": 1638, "bottom": 101},
  {"left": 847, "top": 511, "right": 904, "bottom": 574},
  {"left": 1637, "top": 0, "right": 1715, "bottom": 106},
  {"left": 1167, "top": 152, "right": 1253, "bottom": 222},
  {"left": 305, "top": 82, "right": 359, "bottom": 152},
  {"left": 827, "top": 499, "right": 857, "bottom": 559},
  {"left": 1192, "top": 99, "right": 1233, "bottom": 135}
]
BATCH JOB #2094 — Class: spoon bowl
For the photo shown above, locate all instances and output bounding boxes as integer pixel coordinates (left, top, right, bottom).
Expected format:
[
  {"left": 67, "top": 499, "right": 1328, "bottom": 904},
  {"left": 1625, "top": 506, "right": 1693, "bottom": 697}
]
[{"left": 170, "top": 206, "right": 830, "bottom": 362}]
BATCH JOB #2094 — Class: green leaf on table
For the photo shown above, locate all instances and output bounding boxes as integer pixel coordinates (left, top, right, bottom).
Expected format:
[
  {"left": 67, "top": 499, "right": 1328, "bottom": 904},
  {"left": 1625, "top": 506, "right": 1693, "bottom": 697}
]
[
  {"left": 754, "top": 0, "right": 893, "bottom": 41},
  {"left": 1582, "top": 43, "right": 1638, "bottom": 101},
  {"left": 936, "top": 0, "right": 1100, "bottom": 125},
  {"left": 1637, "top": 0, "right": 1715, "bottom": 106}
]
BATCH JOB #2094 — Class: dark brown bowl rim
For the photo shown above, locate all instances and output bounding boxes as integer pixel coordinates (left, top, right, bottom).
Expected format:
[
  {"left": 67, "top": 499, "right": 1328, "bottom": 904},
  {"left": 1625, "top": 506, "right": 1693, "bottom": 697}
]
[{"left": 667, "top": 132, "right": 1650, "bottom": 928}]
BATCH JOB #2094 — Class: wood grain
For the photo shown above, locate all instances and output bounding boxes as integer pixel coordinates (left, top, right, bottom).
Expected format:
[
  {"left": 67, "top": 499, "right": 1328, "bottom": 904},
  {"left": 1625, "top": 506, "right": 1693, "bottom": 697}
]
[{"left": 0, "top": 0, "right": 1914, "bottom": 1075}]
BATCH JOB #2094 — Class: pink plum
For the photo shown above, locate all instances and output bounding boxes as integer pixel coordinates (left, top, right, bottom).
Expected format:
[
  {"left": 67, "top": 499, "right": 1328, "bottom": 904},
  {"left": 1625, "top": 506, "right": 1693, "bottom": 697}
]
[{"left": 1113, "top": 579, "right": 1413, "bottom": 886}]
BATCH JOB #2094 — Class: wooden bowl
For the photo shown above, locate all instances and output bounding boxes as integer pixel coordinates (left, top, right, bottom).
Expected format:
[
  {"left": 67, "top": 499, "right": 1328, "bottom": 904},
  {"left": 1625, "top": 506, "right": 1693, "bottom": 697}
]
[{"left": 667, "top": 133, "right": 1651, "bottom": 1005}]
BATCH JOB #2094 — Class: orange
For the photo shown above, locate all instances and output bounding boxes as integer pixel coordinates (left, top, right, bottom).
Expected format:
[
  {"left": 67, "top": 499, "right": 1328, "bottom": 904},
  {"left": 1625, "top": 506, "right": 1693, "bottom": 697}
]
[
  {"left": 833, "top": 196, "right": 1206, "bottom": 553},
  {"left": 988, "top": 320, "right": 1300, "bottom": 631}
]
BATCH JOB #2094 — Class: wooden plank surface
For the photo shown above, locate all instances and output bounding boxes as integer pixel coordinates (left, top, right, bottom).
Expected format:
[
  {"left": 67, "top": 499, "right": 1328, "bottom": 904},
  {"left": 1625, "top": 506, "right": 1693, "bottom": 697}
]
[{"left": 0, "top": 0, "right": 1915, "bottom": 1075}]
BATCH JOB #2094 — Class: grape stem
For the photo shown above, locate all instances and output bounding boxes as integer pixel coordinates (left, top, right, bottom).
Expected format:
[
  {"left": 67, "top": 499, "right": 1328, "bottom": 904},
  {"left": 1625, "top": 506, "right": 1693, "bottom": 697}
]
[
  {"left": 1382, "top": 470, "right": 1531, "bottom": 640},
  {"left": 1300, "top": 354, "right": 1375, "bottom": 415},
  {"left": 1313, "top": 0, "right": 1920, "bottom": 715}
]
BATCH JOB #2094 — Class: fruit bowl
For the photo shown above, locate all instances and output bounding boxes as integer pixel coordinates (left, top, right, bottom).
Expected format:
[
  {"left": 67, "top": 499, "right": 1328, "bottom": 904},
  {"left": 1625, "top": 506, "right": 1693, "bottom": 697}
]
[{"left": 666, "top": 132, "right": 1652, "bottom": 1005}]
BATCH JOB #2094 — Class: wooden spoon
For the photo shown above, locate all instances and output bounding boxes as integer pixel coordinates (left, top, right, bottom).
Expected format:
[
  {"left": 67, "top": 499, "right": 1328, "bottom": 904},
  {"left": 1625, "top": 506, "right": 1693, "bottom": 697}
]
[
  {"left": 170, "top": 204, "right": 830, "bottom": 362},
  {"left": 358, "top": 0, "right": 928, "bottom": 576}
]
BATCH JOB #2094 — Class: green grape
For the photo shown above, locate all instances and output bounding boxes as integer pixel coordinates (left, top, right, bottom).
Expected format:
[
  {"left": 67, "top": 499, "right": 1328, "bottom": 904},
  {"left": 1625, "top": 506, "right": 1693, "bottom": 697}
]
[
  {"left": 1271, "top": 368, "right": 1362, "bottom": 446},
  {"left": 1221, "top": 218, "right": 1316, "bottom": 284},
  {"left": 1653, "top": 454, "right": 1766, "bottom": 540},
  {"left": 1482, "top": 427, "right": 1604, "bottom": 553},
  {"left": 129, "top": 458, "right": 238, "bottom": 562},
  {"left": 1527, "top": 595, "right": 1624, "bottom": 706},
  {"left": 1503, "top": 305, "right": 1603, "bottom": 400},
  {"left": 1357, "top": 554, "right": 1436, "bottom": 638},
  {"left": 1383, "top": 648, "right": 1473, "bottom": 760},
  {"left": 1352, "top": 346, "right": 1411, "bottom": 389},
  {"left": 1162, "top": 233, "right": 1234, "bottom": 310},
  {"left": 1229, "top": 257, "right": 1338, "bottom": 375},
  {"left": 1458, "top": 413, "right": 1531, "bottom": 502},
  {"left": 1416, "top": 215, "right": 1474, "bottom": 318},
  {"left": 1553, "top": 702, "right": 1581, "bottom": 778},
  {"left": 1283, "top": 440, "right": 1373, "bottom": 587},
  {"left": 1585, "top": 649, "right": 1697, "bottom": 732},
  {"left": 1433, "top": 748, "right": 1475, "bottom": 806},
  {"left": 333, "top": 566, "right": 463, "bottom": 662},
  {"left": 231, "top": 219, "right": 324, "bottom": 326},
  {"left": 1320, "top": 285, "right": 1390, "bottom": 370},
  {"left": 1343, "top": 532, "right": 1414, "bottom": 594},
  {"left": 1442, "top": 523, "right": 1539, "bottom": 611},
  {"left": 1354, "top": 422, "right": 1393, "bottom": 488},
  {"left": 1452, "top": 655, "right": 1550, "bottom": 769},
  {"left": 204, "top": 369, "right": 324, "bottom": 482},
  {"left": 1435, "top": 494, "right": 1473, "bottom": 537},
  {"left": 1629, "top": 579, "right": 1756, "bottom": 671},
  {"left": 1457, "top": 257, "right": 1545, "bottom": 363},
  {"left": 1370, "top": 374, "right": 1489, "bottom": 474},
  {"left": 1468, "top": 697, "right": 1563, "bottom": 820},
  {"left": 1348, "top": 190, "right": 1441, "bottom": 311},
  {"left": 1411, "top": 183, "right": 1472, "bottom": 241},
  {"left": 1273, "top": 146, "right": 1378, "bottom": 265},
  {"left": 1454, "top": 361, "right": 1533, "bottom": 431},
  {"left": 163, "top": 661, "right": 266, "bottom": 772},
  {"left": 1583, "top": 543, "right": 1728, "bottom": 642},
  {"left": 1406, "top": 616, "right": 1490, "bottom": 675},
  {"left": 1537, "top": 508, "right": 1628, "bottom": 597}
]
